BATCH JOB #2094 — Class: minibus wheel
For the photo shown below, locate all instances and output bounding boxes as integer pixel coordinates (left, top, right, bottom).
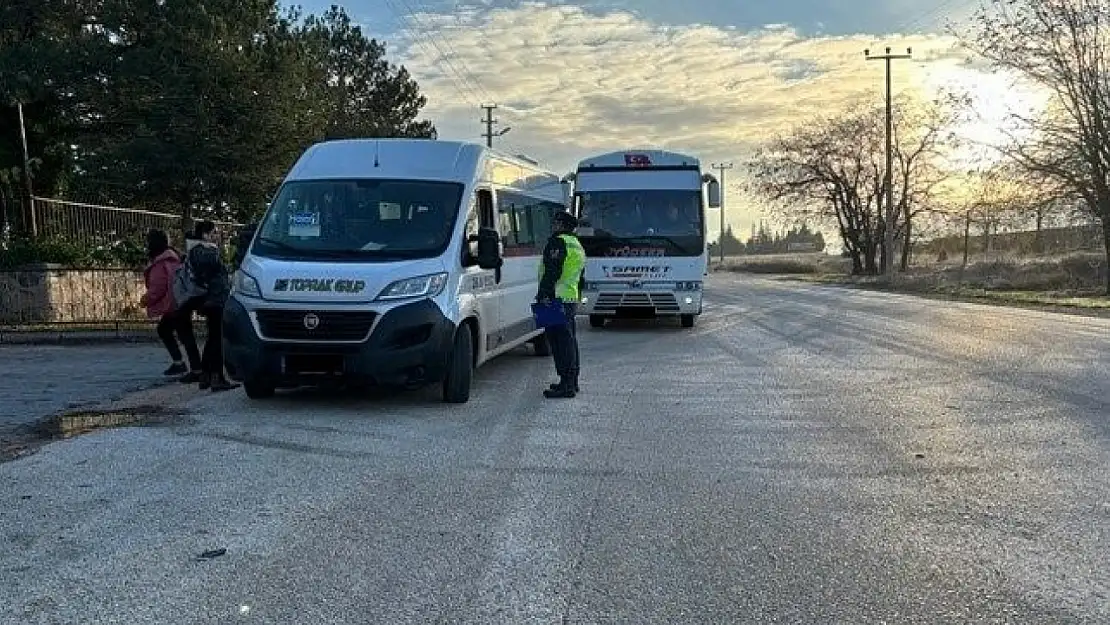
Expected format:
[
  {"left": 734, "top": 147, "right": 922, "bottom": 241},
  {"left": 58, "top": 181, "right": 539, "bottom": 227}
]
[
  {"left": 442, "top": 326, "right": 474, "bottom": 403},
  {"left": 244, "top": 379, "right": 276, "bottom": 399}
]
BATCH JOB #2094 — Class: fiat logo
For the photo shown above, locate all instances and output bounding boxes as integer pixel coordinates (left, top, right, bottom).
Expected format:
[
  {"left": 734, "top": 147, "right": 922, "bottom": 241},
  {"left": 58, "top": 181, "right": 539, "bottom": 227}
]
[{"left": 303, "top": 313, "right": 320, "bottom": 330}]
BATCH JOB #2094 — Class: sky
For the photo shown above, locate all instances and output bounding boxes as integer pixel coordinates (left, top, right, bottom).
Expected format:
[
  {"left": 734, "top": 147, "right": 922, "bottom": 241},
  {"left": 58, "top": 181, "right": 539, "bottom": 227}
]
[{"left": 295, "top": 0, "right": 1043, "bottom": 241}]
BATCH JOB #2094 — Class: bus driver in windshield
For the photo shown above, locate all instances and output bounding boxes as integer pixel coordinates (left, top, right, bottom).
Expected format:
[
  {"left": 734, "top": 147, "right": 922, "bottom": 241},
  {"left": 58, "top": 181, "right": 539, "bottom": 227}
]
[{"left": 656, "top": 201, "right": 698, "bottom": 235}]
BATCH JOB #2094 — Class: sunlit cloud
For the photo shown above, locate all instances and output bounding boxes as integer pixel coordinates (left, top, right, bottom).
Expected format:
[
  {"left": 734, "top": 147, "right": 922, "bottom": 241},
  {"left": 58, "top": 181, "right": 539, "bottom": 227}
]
[{"left": 375, "top": 1, "right": 1038, "bottom": 237}]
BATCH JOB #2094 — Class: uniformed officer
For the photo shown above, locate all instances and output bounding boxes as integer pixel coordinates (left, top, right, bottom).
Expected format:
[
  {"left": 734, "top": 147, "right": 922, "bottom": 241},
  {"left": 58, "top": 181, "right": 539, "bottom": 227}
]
[{"left": 537, "top": 211, "right": 586, "bottom": 398}]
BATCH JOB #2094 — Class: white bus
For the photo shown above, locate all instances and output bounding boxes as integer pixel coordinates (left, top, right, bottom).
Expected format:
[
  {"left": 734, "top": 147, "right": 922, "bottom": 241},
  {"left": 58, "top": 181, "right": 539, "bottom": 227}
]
[
  {"left": 222, "top": 138, "right": 567, "bottom": 403},
  {"left": 565, "top": 149, "right": 721, "bottom": 328}
]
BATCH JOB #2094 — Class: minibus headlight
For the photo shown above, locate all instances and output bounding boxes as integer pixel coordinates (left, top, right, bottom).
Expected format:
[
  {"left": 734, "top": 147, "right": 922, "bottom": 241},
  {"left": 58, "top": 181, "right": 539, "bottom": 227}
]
[
  {"left": 377, "top": 273, "right": 449, "bottom": 300},
  {"left": 231, "top": 270, "right": 262, "bottom": 299}
]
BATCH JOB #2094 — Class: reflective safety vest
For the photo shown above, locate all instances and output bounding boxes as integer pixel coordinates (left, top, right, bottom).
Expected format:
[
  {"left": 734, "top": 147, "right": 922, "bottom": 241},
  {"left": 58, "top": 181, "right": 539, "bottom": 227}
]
[{"left": 539, "top": 233, "right": 586, "bottom": 302}]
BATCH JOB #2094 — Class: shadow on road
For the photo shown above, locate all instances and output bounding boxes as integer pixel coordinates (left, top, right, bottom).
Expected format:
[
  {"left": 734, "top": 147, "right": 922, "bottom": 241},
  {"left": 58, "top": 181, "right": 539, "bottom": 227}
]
[{"left": 233, "top": 344, "right": 548, "bottom": 411}]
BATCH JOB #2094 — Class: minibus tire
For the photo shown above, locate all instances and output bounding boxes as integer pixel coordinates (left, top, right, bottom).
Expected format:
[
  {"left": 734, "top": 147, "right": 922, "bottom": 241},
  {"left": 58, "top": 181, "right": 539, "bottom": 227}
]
[
  {"left": 680, "top": 314, "right": 695, "bottom": 328},
  {"left": 589, "top": 315, "right": 605, "bottom": 328},
  {"left": 442, "top": 327, "right": 474, "bottom": 404},
  {"left": 243, "top": 379, "right": 276, "bottom": 399}
]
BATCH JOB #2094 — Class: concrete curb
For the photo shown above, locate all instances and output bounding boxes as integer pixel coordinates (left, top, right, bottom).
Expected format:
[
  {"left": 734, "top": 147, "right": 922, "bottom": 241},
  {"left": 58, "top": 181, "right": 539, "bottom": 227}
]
[{"left": 0, "top": 329, "right": 210, "bottom": 347}]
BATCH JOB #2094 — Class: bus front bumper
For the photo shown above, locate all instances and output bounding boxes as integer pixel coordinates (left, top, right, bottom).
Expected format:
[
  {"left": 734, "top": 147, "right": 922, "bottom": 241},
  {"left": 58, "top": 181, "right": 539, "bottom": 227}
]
[{"left": 579, "top": 288, "right": 702, "bottom": 318}]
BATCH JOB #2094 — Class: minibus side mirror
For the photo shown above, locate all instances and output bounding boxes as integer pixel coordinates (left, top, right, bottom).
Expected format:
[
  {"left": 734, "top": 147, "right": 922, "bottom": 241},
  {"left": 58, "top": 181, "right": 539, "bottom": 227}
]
[{"left": 475, "top": 226, "right": 503, "bottom": 282}]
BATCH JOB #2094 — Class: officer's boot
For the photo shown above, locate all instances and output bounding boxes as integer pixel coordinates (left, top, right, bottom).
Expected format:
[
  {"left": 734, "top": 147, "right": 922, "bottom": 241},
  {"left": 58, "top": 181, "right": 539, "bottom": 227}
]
[
  {"left": 543, "top": 375, "right": 576, "bottom": 398},
  {"left": 548, "top": 369, "right": 565, "bottom": 391}
]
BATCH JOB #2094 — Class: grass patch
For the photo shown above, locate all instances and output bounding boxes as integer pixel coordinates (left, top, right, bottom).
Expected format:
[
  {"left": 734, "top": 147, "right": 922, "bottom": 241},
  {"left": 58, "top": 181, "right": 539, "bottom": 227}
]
[{"left": 717, "top": 253, "right": 851, "bottom": 275}]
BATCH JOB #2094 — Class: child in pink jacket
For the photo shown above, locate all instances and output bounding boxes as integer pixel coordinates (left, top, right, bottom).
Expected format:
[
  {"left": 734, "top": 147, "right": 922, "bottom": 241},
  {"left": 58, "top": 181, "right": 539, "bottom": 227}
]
[{"left": 141, "top": 229, "right": 202, "bottom": 376}]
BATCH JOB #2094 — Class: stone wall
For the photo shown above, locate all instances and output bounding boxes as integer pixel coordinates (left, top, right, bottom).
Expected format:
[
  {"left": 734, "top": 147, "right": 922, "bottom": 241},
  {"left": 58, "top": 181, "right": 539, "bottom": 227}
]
[{"left": 0, "top": 264, "right": 147, "bottom": 324}]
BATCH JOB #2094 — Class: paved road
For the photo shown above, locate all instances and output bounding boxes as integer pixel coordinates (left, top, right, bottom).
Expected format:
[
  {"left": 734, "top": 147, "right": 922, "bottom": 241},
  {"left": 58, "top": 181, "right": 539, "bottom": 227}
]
[
  {"left": 2, "top": 275, "right": 1109, "bottom": 624},
  {"left": 0, "top": 344, "right": 173, "bottom": 432}
]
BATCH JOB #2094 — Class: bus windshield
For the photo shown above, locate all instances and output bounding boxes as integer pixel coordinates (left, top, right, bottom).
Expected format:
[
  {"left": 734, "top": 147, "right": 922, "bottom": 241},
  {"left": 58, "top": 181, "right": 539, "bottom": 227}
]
[
  {"left": 576, "top": 189, "right": 704, "bottom": 257},
  {"left": 252, "top": 178, "right": 464, "bottom": 261}
]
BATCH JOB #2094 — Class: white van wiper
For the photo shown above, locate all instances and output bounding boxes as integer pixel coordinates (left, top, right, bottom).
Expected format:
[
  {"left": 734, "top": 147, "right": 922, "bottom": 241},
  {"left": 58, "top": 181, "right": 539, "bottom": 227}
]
[{"left": 255, "top": 237, "right": 350, "bottom": 258}]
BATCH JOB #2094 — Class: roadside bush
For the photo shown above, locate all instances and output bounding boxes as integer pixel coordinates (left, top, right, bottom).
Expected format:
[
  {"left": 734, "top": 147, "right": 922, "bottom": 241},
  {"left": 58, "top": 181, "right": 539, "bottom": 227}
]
[
  {"left": 0, "top": 236, "right": 147, "bottom": 269},
  {"left": 908, "top": 252, "right": 1106, "bottom": 292},
  {"left": 722, "top": 253, "right": 853, "bottom": 275},
  {"left": 727, "top": 259, "right": 821, "bottom": 274}
]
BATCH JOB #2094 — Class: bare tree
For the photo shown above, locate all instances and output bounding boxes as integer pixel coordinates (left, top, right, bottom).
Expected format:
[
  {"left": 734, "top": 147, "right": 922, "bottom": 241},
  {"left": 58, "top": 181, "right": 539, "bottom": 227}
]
[
  {"left": 747, "top": 110, "right": 877, "bottom": 274},
  {"left": 962, "top": 0, "right": 1110, "bottom": 291},
  {"left": 979, "top": 161, "right": 1075, "bottom": 253},
  {"left": 747, "top": 96, "right": 959, "bottom": 274}
]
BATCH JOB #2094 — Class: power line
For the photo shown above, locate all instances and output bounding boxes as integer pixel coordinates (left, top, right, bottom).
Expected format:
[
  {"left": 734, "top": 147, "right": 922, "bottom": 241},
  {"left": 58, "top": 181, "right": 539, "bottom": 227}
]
[
  {"left": 392, "top": 0, "right": 492, "bottom": 103},
  {"left": 865, "top": 45, "right": 913, "bottom": 278},
  {"left": 711, "top": 162, "right": 733, "bottom": 265},
  {"left": 379, "top": 0, "right": 486, "bottom": 106},
  {"left": 379, "top": 3, "right": 521, "bottom": 147}
]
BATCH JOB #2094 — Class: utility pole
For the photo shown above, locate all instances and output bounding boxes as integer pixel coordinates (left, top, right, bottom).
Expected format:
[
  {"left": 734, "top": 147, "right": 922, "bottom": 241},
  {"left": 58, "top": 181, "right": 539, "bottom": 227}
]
[
  {"left": 711, "top": 162, "right": 733, "bottom": 265},
  {"left": 865, "top": 45, "right": 912, "bottom": 278},
  {"left": 480, "top": 104, "right": 510, "bottom": 148},
  {"left": 16, "top": 102, "right": 36, "bottom": 237}
]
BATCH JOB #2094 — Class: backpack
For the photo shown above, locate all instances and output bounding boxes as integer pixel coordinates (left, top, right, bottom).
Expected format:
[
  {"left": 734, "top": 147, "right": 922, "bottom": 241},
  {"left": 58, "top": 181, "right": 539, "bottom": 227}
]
[{"left": 172, "top": 254, "right": 207, "bottom": 308}]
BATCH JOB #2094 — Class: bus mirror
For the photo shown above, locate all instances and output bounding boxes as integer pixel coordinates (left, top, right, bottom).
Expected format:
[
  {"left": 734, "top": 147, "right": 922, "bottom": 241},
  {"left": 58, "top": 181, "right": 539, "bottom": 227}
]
[
  {"left": 475, "top": 227, "right": 503, "bottom": 270},
  {"left": 707, "top": 179, "right": 722, "bottom": 208}
]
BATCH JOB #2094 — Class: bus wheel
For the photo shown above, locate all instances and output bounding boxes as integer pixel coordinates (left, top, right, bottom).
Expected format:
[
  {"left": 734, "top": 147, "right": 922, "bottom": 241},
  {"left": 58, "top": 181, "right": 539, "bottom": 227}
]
[
  {"left": 442, "top": 327, "right": 474, "bottom": 404},
  {"left": 589, "top": 315, "right": 606, "bottom": 329},
  {"left": 680, "top": 314, "right": 695, "bottom": 328}
]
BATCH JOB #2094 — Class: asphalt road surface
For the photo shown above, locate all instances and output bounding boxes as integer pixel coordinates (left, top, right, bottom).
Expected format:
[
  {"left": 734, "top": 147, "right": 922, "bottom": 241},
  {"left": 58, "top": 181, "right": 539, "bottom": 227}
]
[
  {"left": 0, "top": 344, "right": 171, "bottom": 432},
  {"left": 2, "top": 275, "right": 1109, "bottom": 624}
]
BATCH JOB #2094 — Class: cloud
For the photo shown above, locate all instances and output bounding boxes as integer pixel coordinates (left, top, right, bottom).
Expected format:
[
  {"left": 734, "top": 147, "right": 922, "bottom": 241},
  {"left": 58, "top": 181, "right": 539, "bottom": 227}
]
[{"left": 383, "top": 2, "right": 1017, "bottom": 234}]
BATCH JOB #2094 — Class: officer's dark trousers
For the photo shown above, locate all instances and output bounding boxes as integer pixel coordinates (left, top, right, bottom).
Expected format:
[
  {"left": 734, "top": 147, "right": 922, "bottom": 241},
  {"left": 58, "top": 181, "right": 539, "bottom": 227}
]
[{"left": 544, "top": 303, "right": 579, "bottom": 379}]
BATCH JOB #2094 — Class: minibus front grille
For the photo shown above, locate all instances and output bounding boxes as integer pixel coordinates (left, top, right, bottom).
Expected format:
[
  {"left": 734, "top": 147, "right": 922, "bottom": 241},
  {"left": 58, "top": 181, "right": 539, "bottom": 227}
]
[{"left": 255, "top": 309, "right": 377, "bottom": 342}]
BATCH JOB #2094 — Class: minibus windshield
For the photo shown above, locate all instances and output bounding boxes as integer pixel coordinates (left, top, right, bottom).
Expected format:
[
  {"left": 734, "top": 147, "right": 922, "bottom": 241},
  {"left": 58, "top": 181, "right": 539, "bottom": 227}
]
[{"left": 252, "top": 178, "right": 464, "bottom": 261}]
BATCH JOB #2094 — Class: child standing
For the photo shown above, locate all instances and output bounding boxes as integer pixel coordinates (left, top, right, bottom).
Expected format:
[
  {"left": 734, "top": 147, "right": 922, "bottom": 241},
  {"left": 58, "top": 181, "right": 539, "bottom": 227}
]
[{"left": 140, "top": 229, "right": 202, "bottom": 376}]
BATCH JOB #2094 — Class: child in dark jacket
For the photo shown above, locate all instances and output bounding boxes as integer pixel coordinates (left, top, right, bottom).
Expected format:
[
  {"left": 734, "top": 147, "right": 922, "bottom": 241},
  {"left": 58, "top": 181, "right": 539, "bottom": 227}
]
[
  {"left": 141, "top": 229, "right": 202, "bottom": 376},
  {"left": 184, "top": 221, "right": 237, "bottom": 392}
]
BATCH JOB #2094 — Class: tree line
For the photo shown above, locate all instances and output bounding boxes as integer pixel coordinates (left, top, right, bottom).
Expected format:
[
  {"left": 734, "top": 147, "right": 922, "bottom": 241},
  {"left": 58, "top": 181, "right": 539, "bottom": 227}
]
[
  {"left": 713, "top": 222, "right": 826, "bottom": 256},
  {"left": 745, "top": 0, "right": 1110, "bottom": 291},
  {"left": 0, "top": 1, "right": 435, "bottom": 238}
]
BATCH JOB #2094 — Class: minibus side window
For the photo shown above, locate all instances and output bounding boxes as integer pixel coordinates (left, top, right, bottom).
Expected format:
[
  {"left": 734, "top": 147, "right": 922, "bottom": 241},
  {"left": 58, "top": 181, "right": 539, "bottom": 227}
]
[
  {"left": 461, "top": 195, "right": 479, "bottom": 267},
  {"left": 462, "top": 189, "right": 494, "bottom": 266},
  {"left": 477, "top": 189, "right": 495, "bottom": 228}
]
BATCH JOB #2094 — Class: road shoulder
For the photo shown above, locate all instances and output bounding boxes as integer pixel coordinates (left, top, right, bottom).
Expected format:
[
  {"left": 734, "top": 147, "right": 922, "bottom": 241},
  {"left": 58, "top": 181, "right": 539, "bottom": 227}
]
[{"left": 760, "top": 273, "right": 1110, "bottom": 319}]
